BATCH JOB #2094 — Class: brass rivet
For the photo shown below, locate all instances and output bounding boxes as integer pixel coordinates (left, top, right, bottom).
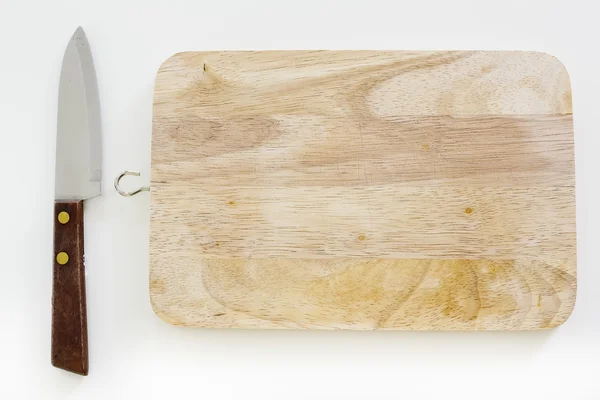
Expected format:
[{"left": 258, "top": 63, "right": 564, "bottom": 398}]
[
  {"left": 58, "top": 211, "right": 70, "bottom": 224},
  {"left": 56, "top": 252, "right": 69, "bottom": 265}
]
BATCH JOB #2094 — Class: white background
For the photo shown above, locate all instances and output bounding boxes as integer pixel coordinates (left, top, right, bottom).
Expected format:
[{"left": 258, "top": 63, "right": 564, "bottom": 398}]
[{"left": 0, "top": 0, "right": 598, "bottom": 398}]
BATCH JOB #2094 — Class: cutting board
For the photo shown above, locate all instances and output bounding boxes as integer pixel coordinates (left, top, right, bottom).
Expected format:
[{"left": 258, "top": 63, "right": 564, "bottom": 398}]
[{"left": 150, "top": 51, "right": 575, "bottom": 330}]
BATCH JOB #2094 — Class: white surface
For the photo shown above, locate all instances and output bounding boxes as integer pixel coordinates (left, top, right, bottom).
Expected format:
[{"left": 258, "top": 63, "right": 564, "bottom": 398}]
[{"left": 0, "top": 0, "right": 598, "bottom": 399}]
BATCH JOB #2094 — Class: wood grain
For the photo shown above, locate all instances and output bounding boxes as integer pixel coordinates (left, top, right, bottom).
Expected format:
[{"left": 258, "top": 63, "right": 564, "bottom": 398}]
[
  {"left": 52, "top": 201, "right": 88, "bottom": 375},
  {"left": 150, "top": 51, "right": 575, "bottom": 330}
]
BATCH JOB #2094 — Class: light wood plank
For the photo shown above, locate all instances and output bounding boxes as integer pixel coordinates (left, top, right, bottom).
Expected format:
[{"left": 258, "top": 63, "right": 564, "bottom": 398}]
[
  {"left": 149, "top": 258, "right": 576, "bottom": 330},
  {"left": 150, "top": 185, "right": 575, "bottom": 259}
]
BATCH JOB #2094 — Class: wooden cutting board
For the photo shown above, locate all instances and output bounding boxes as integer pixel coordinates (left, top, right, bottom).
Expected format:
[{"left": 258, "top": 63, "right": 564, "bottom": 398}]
[{"left": 150, "top": 51, "right": 575, "bottom": 330}]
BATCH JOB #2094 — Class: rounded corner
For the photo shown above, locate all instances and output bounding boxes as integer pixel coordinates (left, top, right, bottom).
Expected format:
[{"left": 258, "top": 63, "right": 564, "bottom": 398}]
[
  {"left": 517, "top": 50, "right": 573, "bottom": 113},
  {"left": 149, "top": 293, "right": 180, "bottom": 326},
  {"left": 156, "top": 51, "right": 189, "bottom": 75},
  {"left": 531, "top": 51, "right": 573, "bottom": 87},
  {"left": 548, "top": 289, "right": 577, "bottom": 330}
]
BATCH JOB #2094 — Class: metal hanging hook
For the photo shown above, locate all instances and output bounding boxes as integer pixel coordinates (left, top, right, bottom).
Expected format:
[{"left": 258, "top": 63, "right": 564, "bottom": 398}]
[{"left": 114, "top": 171, "right": 150, "bottom": 197}]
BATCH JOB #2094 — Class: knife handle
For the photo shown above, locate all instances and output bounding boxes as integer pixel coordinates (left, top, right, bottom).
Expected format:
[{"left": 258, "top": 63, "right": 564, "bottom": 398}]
[{"left": 51, "top": 201, "right": 88, "bottom": 376}]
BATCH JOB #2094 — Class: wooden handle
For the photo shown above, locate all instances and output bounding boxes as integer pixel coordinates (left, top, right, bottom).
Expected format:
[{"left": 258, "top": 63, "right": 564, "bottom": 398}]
[{"left": 51, "top": 201, "right": 88, "bottom": 376}]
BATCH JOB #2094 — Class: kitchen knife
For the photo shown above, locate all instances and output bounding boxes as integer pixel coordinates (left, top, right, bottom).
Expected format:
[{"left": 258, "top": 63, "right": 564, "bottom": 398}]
[{"left": 52, "top": 27, "right": 102, "bottom": 376}]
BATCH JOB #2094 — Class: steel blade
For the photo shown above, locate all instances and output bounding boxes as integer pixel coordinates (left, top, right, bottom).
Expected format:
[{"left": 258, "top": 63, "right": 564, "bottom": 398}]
[{"left": 55, "top": 27, "right": 101, "bottom": 200}]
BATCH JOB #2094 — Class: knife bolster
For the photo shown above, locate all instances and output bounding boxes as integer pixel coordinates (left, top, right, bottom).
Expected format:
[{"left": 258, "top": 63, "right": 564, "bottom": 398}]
[{"left": 51, "top": 200, "right": 88, "bottom": 376}]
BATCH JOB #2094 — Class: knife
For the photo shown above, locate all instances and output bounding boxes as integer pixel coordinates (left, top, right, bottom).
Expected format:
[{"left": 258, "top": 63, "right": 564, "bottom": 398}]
[{"left": 52, "top": 27, "right": 102, "bottom": 376}]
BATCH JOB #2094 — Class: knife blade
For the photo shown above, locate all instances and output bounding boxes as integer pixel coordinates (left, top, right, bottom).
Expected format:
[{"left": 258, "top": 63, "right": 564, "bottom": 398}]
[{"left": 52, "top": 27, "right": 101, "bottom": 376}]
